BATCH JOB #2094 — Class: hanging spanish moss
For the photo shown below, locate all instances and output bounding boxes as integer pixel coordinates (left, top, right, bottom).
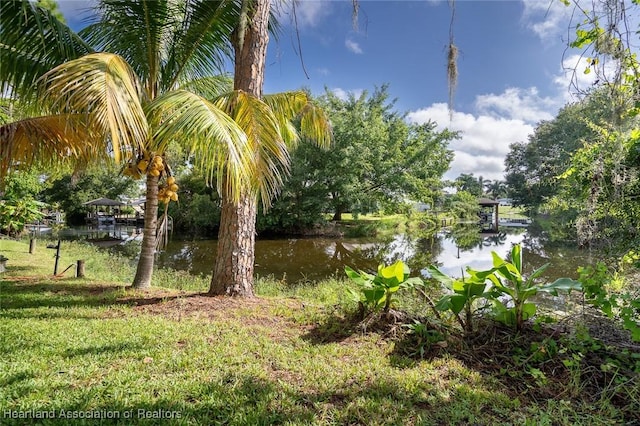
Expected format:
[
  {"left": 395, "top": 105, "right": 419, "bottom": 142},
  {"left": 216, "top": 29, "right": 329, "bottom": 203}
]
[
  {"left": 447, "top": 42, "right": 458, "bottom": 121},
  {"left": 352, "top": 0, "right": 359, "bottom": 30},
  {"left": 446, "top": 0, "right": 457, "bottom": 121}
]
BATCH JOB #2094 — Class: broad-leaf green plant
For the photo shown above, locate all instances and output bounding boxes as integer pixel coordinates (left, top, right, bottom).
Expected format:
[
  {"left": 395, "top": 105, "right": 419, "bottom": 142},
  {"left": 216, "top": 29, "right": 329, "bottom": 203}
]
[
  {"left": 487, "top": 244, "right": 582, "bottom": 330},
  {"left": 345, "top": 260, "right": 423, "bottom": 314},
  {"left": 427, "top": 265, "right": 492, "bottom": 333}
]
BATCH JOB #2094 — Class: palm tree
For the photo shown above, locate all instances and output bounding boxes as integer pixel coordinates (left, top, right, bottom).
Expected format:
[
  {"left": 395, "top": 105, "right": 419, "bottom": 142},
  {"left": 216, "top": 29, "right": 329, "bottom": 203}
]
[
  {"left": 0, "top": 0, "right": 251, "bottom": 289},
  {"left": 97, "top": 0, "right": 331, "bottom": 296},
  {"left": 455, "top": 173, "right": 482, "bottom": 196},
  {"left": 2, "top": 0, "right": 331, "bottom": 295},
  {"left": 204, "top": 0, "right": 332, "bottom": 296},
  {"left": 484, "top": 180, "right": 507, "bottom": 199},
  {"left": 476, "top": 175, "right": 487, "bottom": 193}
]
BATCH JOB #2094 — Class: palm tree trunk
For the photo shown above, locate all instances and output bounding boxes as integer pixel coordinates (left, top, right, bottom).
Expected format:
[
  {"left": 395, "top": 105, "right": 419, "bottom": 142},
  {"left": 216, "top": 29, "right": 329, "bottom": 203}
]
[
  {"left": 209, "top": 0, "right": 271, "bottom": 297},
  {"left": 210, "top": 190, "right": 256, "bottom": 297},
  {"left": 231, "top": 0, "right": 270, "bottom": 96},
  {"left": 132, "top": 172, "right": 159, "bottom": 289}
]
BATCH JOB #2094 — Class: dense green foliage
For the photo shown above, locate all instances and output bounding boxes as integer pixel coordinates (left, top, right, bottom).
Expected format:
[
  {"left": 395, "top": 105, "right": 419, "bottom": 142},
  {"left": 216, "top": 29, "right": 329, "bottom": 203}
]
[
  {"left": 0, "top": 170, "right": 46, "bottom": 236},
  {"left": 503, "top": 2, "right": 640, "bottom": 252},
  {"left": 101, "top": 84, "right": 458, "bottom": 237},
  {"left": 504, "top": 89, "right": 628, "bottom": 213},
  {"left": 166, "top": 170, "right": 221, "bottom": 236},
  {"left": 453, "top": 173, "right": 484, "bottom": 197},
  {"left": 260, "top": 86, "right": 456, "bottom": 231},
  {"left": 41, "top": 165, "right": 139, "bottom": 225},
  {"left": 0, "top": 199, "right": 44, "bottom": 237},
  {"left": 504, "top": 88, "right": 640, "bottom": 249},
  {"left": 556, "top": 121, "right": 640, "bottom": 248},
  {"left": 579, "top": 256, "right": 640, "bottom": 341}
]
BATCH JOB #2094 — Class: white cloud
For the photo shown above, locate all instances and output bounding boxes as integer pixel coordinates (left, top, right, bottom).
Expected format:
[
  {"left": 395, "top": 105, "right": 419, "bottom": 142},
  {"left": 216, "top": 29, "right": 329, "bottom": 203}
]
[
  {"left": 331, "top": 87, "right": 363, "bottom": 101},
  {"left": 521, "top": 0, "right": 575, "bottom": 43},
  {"left": 274, "top": 0, "right": 333, "bottom": 28},
  {"left": 554, "top": 53, "right": 620, "bottom": 101},
  {"left": 475, "top": 87, "right": 557, "bottom": 123},
  {"left": 345, "top": 39, "right": 363, "bottom": 54},
  {"left": 405, "top": 48, "right": 619, "bottom": 182},
  {"left": 407, "top": 102, "right": 535, "bottom": 182}
]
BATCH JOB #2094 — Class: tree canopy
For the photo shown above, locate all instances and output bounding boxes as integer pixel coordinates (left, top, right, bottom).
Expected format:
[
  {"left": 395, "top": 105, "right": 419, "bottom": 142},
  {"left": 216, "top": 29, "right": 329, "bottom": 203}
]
[{"left": 287, "top": 86, "right": 456, "bottom": 222}]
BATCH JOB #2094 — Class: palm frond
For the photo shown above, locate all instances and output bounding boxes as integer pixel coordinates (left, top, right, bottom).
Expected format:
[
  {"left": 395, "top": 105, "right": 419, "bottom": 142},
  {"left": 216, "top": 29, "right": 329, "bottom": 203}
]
[
  {"left": 262, "top": 91, "right": 306, "bottom": 149},
  {"left": 263, "top": 91, "right": 309, "bottom": 120},
  {"left": 147, "top": 89, "right": 252, "bottom": 203},
  {"left": 263, "top": 91, "right": 333, "bottom": 149},
  {"left": 80, "top": 0, "right": 172, "bottom": 98},
  {"left": 180, "top": 75, "right": 234, "bottom": 100},
  {"left": 0, "top": 0, "right": 93, "bottom": 102},
  {"left": 163, "top": 0, "right": 239, "bottom": 89},
  {"left": 81, "top": 0, "right": 239, "bottom": 96},
  {"left": 215, "top": 90, "right": 291, "bottom": 208},
  {"left": 39, "top": 53, "right": 148, "bottom": 162},
  {"left": 0, "top": 114, "right": 105, "bottom": 181},
  {"left": 300, "top": 101, "right": 333, "bottom": 149}
]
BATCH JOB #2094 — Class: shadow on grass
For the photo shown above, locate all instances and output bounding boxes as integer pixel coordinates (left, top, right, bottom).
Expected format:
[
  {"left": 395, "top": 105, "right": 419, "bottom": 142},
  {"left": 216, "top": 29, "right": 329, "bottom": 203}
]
[
  {"left": 299, "top": 310, "right": 362, "bottom": 344},
  {"left": 62, "top": 342, "right": 147, "bottom": 358},
  {"left": 0, "top": 372, "right": 502, "bottom": 425},
  {"left": 2, "top": 266, "right": 37, "bottom": 273},
  {"left": 0, "top": 370, "right": 36, "bottom": 388},
  {"left": 0, "top": 279, "right": 201, "bottom": 314}
]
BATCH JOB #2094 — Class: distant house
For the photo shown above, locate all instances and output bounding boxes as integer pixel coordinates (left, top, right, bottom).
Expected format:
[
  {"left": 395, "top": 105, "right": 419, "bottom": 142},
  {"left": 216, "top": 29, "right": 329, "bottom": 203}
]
[
  {"left": 413, "top": 202, "right": 431, "bottom": 212},
  {"left": 498, "top": 198, "right": 513, "bottom": 206}
]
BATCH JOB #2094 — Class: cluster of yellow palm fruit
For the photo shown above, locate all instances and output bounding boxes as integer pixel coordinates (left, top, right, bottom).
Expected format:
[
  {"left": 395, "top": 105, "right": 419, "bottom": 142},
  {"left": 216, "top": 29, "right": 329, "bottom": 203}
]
[
  {"left": 158, "top": 176, "right": 179, "bottom": 205},
  {"left": 122, "top": 153, "right": 166, "bottom": 179},
  {"left": 122, "top": 154, "right": 178, "bottom": 205}
]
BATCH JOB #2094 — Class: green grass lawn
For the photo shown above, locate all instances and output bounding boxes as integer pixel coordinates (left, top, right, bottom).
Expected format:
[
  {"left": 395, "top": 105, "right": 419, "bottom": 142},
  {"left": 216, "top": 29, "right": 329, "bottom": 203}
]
[
  {"left": 0, "top": 238, "right": 636, "bottom": 425},
  {"left": 498, "top": 205, "right": 529, "bottom": 219}
]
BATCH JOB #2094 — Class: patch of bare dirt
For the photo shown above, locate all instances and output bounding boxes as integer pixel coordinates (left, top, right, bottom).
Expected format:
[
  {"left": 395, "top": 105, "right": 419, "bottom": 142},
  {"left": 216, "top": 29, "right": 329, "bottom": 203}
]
[{"left": 128, "top": 293, "right": 306, "bottom": 339}]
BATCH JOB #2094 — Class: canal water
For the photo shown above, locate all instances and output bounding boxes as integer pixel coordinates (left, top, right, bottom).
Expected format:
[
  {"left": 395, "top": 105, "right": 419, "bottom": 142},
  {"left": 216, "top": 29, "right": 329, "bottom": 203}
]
[
  {"left": 153, "top": 226, "right": 596, "bottom": 282},
  {"left": 45, "top": 224, "right": 596, "bottom": 284}
]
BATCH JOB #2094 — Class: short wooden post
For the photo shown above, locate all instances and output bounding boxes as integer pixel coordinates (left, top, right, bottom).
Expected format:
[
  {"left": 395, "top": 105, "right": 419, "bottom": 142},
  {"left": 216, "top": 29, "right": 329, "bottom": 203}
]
[
  {"left": 76, "top": 260, "right": 85, "bottom": 278},
  {"left": 29, "top": 238, "right": 36, "bottom": 254},
  {"left": 47, "top": 239, "right": 61, "bottom": 275}
]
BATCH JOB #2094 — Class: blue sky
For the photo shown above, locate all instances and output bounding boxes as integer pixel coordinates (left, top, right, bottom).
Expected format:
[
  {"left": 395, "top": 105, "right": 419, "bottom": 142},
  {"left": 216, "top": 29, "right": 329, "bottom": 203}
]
[{"left": 58, "top": 0, "right": 600, "bottom": 182}]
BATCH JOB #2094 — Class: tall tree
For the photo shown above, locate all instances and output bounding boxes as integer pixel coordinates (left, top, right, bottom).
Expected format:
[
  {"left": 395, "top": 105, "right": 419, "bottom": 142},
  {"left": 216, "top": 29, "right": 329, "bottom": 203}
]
[
  {"left": 454, "top": 173, "right": 483, "bottom": 197},
  {"left": 0, "top": 0, "right": 250, "bottom": 289},
  {"left": 504, "top": 89, "right": 623, "bottom": 211},
  {"left": 484, "top": 180, "right": 507, "bottom": 199},
  {"left": 208, "top": 0, "right": 331, "bottom": 297},
  {"left": 210, "top": 0, "right": 272, "bottom": 297},
  {"left": 270, "top": 86, "right": 455, "bottom": 223}
]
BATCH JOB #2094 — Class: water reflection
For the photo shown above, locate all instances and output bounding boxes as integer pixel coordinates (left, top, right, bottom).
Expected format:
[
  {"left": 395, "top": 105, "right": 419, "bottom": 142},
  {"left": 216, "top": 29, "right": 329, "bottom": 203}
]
[
  {"left": 47, "top": 223, "right": 594, "bottom": 283},
  {"left": 152, "top": 224, "right": 594, "bottom": 283}
]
